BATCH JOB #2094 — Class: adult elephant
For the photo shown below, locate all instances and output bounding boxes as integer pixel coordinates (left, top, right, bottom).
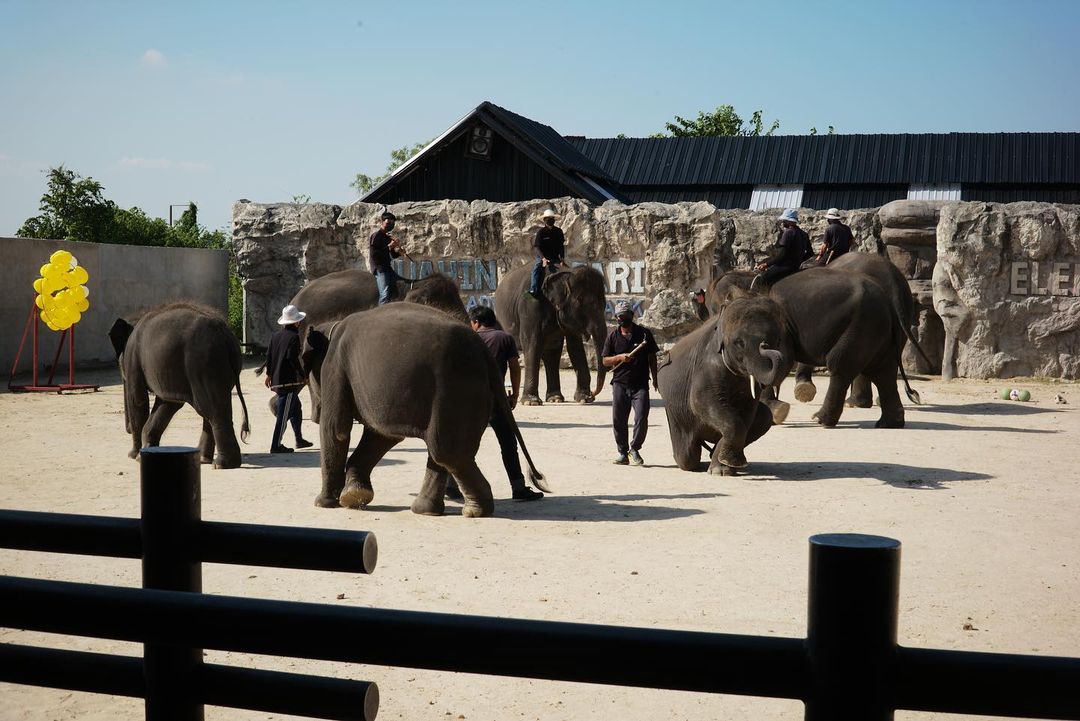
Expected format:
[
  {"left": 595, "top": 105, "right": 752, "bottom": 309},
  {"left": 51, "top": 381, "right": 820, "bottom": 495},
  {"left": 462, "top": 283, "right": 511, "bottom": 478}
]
[
  {"left": 300, "top": 302, "right": 547, "bottom": 517},
  {"left": 265, "top": 270, "right": 468, "bottom": 420},
  {"left": 495, "top": 265, "right": 608, "bottom": 405},
  {"left": 108, "top": 303, "right": 250, "bottom": 468},
  {"left": 659, "top": 295, "right": 788, "bottom": 474}
]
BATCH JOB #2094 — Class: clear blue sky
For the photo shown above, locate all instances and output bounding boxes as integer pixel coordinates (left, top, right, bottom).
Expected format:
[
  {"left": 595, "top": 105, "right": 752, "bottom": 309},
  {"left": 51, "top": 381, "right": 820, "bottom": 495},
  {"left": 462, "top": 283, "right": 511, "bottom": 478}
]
[{"left": 2, "top": 0, "right": 1077, "bottom": 236}]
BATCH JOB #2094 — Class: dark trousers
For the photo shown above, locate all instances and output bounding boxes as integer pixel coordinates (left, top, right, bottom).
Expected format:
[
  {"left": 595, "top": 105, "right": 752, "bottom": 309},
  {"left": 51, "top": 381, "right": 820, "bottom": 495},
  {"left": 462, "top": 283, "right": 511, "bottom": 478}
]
[
  {"left": 612, "top": 382, "right": 650, "bottom": 454},
  {"left": 272, "top": 389, "right": 303, "bottom": 449},
  {"left": 490, "top": 408, "right": 524, "bottom": 487},
  {"left": 756, "top": 264, "right": 798, "bottom": 287},
  {"left": 529, "top": 259, "right": 558, "bottom": 294}
]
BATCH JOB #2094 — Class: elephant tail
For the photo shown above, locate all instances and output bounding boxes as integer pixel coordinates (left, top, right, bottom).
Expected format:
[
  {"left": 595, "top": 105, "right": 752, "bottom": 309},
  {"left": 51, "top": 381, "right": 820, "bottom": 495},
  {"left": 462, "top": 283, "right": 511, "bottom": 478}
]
[
  {"left": 235, "top": 375, "right": 251, "bottom": 443},
  {"left": 490, "top": 369, "right": 551, "bottom": 493},
  {"left": 892, "top": 315, "right": 922, "bottom": 406}
]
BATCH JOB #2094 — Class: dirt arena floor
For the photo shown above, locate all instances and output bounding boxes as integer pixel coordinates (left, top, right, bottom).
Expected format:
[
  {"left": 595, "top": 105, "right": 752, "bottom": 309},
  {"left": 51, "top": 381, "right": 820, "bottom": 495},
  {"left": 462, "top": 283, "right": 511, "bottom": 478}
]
[{"left": 2, "top": 365, "right": 1078, "bottom": 721}]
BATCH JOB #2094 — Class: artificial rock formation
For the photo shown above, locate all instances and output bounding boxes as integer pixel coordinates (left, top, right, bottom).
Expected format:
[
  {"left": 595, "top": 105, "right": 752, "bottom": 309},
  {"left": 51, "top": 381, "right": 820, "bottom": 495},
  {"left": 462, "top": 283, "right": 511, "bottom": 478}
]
[{"left": 934, "top": 201, "right": 1080, "bottom": 379}]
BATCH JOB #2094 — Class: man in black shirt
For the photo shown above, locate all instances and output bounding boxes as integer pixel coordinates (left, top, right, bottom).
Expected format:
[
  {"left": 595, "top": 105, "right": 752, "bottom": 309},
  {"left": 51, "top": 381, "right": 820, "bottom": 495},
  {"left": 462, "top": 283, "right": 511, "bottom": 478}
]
[
  {"left": 369, "top": 211, "right": 405, "bottom": 305},
  {"left": 528, "top": 208, "right": 566, "bottom": 297},
  {"left": 462, "top": 306, "right": 543, "bottom": 501},
  {"left": 818, "top": 208, "right": 854, "bottom": 265},
  {"left": 755, "top": 208, "right": 812, "bottom": 286},
  {"left": 264, "top": 304, "right": 313, "bottom": 453},
  {"left": 601, "top": 300, "right": 660, "bottom": 466}
]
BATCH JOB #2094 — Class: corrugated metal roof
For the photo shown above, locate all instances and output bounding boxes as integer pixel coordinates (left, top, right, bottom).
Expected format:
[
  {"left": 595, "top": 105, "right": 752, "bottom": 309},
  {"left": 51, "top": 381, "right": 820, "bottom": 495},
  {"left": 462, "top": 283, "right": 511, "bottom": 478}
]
[{"left": 569, "top": 133, "right": 1080, "bottom": 186}]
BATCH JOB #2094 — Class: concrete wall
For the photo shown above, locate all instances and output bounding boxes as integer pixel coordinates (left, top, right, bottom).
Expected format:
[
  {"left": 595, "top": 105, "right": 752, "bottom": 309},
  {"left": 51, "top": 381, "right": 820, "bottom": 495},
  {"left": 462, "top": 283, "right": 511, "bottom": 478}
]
[{"left": 1, "top": 237, "right": 228, "bottom": 378}]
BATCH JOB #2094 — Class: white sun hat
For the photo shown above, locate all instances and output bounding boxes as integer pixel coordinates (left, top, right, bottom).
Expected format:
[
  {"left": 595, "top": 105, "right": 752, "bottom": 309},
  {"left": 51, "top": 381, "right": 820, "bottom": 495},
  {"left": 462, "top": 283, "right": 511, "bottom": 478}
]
[
  {"left": 542, "top": 209, "right": 557, "bottom": 219},
  {"left": 825, "top": 208, "right": 842, "bottom": 220},
  {"left": 779, "top": 208, "right": 799, "bottom": 223},
  {"left": 277, "top": 304, "right": 307, "bottom": 325}
]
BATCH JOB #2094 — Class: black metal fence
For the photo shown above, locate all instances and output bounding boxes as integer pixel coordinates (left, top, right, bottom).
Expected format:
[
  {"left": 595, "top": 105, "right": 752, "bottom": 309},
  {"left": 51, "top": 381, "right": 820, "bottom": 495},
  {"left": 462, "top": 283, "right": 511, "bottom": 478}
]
[{"left": 2, "top": 446, "right": 1079, "bottom": 720}]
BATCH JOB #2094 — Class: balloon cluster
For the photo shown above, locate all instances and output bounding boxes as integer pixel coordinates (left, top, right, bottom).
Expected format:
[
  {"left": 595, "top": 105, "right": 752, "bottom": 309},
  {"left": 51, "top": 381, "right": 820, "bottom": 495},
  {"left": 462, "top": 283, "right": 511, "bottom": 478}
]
[{"left": 33, "top": 250, "right": 90, "bottom": 331}]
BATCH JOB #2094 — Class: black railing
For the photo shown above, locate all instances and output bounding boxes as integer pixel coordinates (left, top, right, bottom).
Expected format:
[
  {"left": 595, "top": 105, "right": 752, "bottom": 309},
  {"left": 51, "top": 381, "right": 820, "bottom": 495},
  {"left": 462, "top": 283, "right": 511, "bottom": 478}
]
[{"left": 2, "top": 446, "right": 1079, "bottom": 720}]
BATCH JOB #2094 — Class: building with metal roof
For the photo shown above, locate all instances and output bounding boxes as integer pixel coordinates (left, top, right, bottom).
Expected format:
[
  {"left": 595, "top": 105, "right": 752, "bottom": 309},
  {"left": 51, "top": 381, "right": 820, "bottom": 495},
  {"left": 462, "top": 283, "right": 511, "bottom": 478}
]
[{"left": 361, "top": 102, "right": 1080, "bottom": 208}]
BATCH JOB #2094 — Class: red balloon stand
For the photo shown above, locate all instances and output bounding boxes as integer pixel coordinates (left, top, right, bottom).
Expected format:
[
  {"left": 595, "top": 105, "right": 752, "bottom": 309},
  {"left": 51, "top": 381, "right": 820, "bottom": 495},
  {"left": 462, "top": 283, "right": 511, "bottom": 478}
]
[{"left": 7, "top": 304, "right": 99, "bottom": 393}]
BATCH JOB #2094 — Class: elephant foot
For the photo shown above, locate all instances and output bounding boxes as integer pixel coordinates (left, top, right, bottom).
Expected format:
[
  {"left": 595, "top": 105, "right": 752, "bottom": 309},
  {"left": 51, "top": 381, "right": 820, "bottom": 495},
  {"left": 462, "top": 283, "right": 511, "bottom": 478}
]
[
  {"left": 708, "top": 462, "right": 738, "bottom": 476},
  {"left": 461, "top": 499, "right": 495, "bottom": 518},
  {"left": 200, "top": 455, "right": 214, "bottom": 465},
  {"left": 794, "top": 381, "right": 817, "bottom": 403},
  {"left": 128, "top": 449, "right": 140, "bottom": 460},
  {"left": 520, "top": 395, "right": 543, "bottom": 406},
  {"left": 339, "top": 481, "right": 374, "bottom": 509},
  {"left": 545, "top": 393, "right": 565, "bottom": 404},
  {"left": 315, "top": 493, "right": 341, "bottom": 508},
  {"left": 716, "top": 447, "right": 748, "bottom": 469},
  {"left": 573, "top": 390, "right": 595, "bottom": 404},
  {"left": 411, "top": 494, "right": 446, "bottom": 516},
  {"left": 875, "top": 413, "right": 905, "bottom": 429},
  {"left": 765, "top": 400, "right": 790, "bottom": 425},
  {"left": 213, "top": 455, "right": 241, "bottom": 470},
  {"left": 812, "top": 409, "right": 840, "bottom": 427},
  {"left": 845, "top": 396, "right": 873, "bottom": 408}
]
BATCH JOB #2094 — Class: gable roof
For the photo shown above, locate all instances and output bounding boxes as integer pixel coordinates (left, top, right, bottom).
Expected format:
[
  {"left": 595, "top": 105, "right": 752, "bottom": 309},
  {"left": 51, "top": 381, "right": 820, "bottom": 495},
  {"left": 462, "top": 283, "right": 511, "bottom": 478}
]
[
  {"left": 569, "top": 133, "right": 1080, "bottom": 187},
  {"left": 361, "top": 101, "right": 623, "bottom": 204}
]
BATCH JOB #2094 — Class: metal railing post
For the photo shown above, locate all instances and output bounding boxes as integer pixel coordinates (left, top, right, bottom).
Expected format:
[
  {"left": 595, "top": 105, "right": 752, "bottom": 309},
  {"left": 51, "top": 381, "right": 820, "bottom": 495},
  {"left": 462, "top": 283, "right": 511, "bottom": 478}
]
[
  {"left": 805, "top": 533, "right": 901, "bottom": 721},
  {"left": 141, "top": 446, "right": 204, "bottom": 721}
]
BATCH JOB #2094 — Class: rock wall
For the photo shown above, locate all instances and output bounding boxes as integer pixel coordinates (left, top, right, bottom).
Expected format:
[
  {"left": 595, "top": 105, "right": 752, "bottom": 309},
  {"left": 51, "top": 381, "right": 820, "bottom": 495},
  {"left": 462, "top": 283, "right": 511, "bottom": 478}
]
[
  {"left": 234, "top": 197, "right": 1080, "bottom": 379},
  {"left": 935, "top": 202, "right": 1080, "bottom": 379}
]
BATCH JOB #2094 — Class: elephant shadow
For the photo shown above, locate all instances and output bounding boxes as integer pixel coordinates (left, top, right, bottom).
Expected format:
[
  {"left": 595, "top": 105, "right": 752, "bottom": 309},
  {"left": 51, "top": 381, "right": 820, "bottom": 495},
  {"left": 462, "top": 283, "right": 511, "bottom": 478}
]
[
  {"left": 744, "top": 461, "right": 992, "bottom": 489},
  {"left": 516, "top": 420, "right": 612, "bottom": 429},
  {"left": 246, "top": 452, "right": 406, "bottom": 470},
  {"left": 479, "top": 491, "right": 723, "bottom": 522},
  {"left": 911, "top": 401, "right": 1065, "bottom": 417},
  {"left": 783, "top": 418, "right": 1057, "bottom": 434}
]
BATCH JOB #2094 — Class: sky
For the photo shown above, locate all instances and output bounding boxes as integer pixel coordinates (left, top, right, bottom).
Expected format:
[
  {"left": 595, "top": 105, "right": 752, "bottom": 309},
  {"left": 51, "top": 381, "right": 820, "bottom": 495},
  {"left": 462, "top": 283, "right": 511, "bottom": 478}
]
[{"left": 2, "top": 0, "right": 1078, "bottom": 236}]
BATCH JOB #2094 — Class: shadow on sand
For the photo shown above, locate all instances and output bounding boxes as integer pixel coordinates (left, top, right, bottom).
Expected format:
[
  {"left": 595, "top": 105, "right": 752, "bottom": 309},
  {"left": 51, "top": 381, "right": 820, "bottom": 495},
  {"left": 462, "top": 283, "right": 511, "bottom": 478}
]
[
  {"left": 442, "top": 491, "right": 723, "bottom": 522},
  {"left": 910, "top": 401, "right": 1065, "bottom": 417},
  {"left": 744, "top": 461, "right": 992, "bottom": 489}
]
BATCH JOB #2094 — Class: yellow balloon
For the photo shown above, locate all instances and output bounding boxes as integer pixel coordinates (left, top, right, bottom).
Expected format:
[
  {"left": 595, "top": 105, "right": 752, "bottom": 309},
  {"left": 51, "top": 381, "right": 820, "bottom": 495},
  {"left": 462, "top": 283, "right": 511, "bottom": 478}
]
[
  {"left": 77, "top": 284, "right": 90, "bottom": 299},
  {"left": 39, "top": 263, "right": 52, "bottom": 278},
  {"left": 71, "top": 266, "right": 89, "bottom": 285},
  {"left": 44, "top": 320, "right": 59, "bottom": 332},
  {"left": 33, "top": 278, "right": 44, "bottom": 294},
  {"left": 35, "top": 295, "right": 45, "bottom": 310},
  {"left": 50, "top": 250, "right": 73, "bottom": 268},
  {"left": 69, "top": 310, "right": 82, "bottom": 325},
  {"left": 74, "top": 298, "right": 89, "bottom": 313}
]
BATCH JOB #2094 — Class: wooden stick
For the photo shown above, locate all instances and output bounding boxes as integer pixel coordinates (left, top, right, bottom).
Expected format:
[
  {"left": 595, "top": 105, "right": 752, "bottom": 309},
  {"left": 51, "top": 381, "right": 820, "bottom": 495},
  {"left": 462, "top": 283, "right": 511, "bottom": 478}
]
[{"left": 611, "top": 340, "right": 648, "bottom": 370}]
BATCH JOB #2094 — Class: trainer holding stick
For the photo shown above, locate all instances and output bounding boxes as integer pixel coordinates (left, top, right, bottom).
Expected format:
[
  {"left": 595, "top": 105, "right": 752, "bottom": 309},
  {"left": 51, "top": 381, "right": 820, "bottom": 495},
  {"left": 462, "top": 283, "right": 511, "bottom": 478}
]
[{"left": 601, "top": 300, "right": 660, "bottom": 467}]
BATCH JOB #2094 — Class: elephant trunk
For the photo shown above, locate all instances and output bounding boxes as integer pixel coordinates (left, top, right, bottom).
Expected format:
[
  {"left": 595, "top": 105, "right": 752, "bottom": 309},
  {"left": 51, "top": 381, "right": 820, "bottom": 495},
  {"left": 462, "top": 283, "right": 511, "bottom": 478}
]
[
  {"left": 590, "top": 317, "right": 608, "bottom": 398},
  {"left": 756, "top": 342, "right": 783, "bottom": 387}
]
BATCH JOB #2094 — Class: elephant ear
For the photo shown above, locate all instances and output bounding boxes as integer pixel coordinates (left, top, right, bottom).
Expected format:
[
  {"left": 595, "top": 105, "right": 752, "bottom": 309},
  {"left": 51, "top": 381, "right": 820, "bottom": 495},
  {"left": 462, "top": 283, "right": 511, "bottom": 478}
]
[
  {"left": 108, "top": 318, "right": 134, "bottom": 359},
  {"left": 713, "top": 302, "right": 732, "bottom": 355},
  {"left": 542, "top": 271, "right": 572, "bottom": 310},
  {"left": 301, "top": 327, "right": 331, "bottom": 375}
]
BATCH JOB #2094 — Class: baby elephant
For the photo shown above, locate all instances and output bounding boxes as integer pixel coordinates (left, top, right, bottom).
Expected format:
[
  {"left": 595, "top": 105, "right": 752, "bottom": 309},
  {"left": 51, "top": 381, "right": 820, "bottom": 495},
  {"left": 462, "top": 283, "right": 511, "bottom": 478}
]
[{"left": 109, "top": 303, "right": 250, "bottom": 468}]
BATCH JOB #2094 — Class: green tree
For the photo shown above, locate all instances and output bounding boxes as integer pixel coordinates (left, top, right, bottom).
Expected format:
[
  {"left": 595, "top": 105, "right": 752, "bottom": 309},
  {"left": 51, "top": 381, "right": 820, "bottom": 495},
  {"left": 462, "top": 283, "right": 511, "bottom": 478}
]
[
  {"left": 351, "top": 140, "right": 428, "bottom": 195},
  {"left": 19, "top": 168, "right": 240, "bottom": 336},
  {"left": 660, "top": 105, "right": 780, "bottom": 137}
]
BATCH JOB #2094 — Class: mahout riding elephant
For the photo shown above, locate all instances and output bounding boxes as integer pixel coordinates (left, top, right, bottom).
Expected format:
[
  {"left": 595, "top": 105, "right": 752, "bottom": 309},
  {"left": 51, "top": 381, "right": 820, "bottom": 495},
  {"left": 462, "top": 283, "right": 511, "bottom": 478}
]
[
  {"left": 300, "top": 302, "right": 547, "bottom": 517},
  {"left": 264, "top": 270, "right": 468, "bottom": 421},
  {"left": 108, "top": 302, "right": 251, "bottom": 468},
  {"left": 495, "top": 264, "right": 608, "bottom": 405},
  {"left": 658, "top": 295, "right": 788, "bottom": 474}
]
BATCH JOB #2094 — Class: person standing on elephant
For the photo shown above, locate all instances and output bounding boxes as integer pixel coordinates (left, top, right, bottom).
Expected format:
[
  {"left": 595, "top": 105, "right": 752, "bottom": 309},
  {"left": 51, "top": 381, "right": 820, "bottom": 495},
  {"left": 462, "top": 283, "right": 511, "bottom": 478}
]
[
  {"left": 369, "top": 211, "right": 405, "bottom": 305},
  {"left": 462, "top": 306, "right": 544, "bottom": 501},
  {"left": 755, "top": 209, "right": 812, "bottom": 286},
  {"left": 602, "top": 300, "right": 660, "bottom": 466},
  {"left": 818, "top": 208, "right": 854, "bottom": 265},
  {"left": 265, "top": 304, "right": 313, "bottom": 453},
  {"left": 528, "top": 208, "right": 566, "bottom": 298}
]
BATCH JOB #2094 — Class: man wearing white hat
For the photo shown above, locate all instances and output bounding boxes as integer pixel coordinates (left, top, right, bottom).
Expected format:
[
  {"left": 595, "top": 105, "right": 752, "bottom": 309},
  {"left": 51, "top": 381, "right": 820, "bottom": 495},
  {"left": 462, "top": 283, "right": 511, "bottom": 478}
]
[
  {"left": 601, "top": 300, "right": 660, "bottom": 466},
  {"left": 755, "top": 208, "right": 812, "bottom": 286},
  {"left": 264, "top": 304, "right": 313, "bottom": 453},
  {"left": 528, "top": 208, "right": 566, "bottom": 298},
  {"left": 817, "top": 208, "right": 853, "bottom": 265}
]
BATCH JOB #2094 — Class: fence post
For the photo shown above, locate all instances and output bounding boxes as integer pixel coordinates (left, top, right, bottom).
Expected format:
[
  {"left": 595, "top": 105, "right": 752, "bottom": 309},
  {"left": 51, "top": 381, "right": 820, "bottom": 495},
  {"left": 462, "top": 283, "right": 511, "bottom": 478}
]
[
  {"left": 805, "top": 533, "right": 900, "bottom": 721},
  {"left": 141, "top": 446, "right": 204, "bottom": 721}
]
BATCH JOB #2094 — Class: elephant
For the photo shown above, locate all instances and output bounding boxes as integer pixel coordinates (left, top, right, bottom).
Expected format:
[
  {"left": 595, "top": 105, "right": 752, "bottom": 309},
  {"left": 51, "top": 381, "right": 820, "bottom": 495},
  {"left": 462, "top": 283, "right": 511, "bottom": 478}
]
[
  {"left": 495, "top": 264, "right": 608, "bottom": 405},
  {"left": 264, "top": 269, "right": 468, "bottom": 421},
  {"left": 300, "top": 302, "right": 547, "bottom": 517},
  {"left": 108, "top": 302, "right": 251, "bottom": 468},
  {"left": 658, "top": 295, "right": 787, "bottom": 474}
]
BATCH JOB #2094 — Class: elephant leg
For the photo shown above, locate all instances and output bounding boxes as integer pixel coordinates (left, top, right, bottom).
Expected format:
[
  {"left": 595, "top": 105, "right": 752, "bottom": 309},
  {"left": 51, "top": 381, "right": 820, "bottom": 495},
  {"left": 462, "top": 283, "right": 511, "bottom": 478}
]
[
  {"left": 756, "top": 384, "right": 790, "bottom": 424},
  {"left": 126, "top": 380, "right": 150, "bottom": 460},
  {"left": 564, "top": 334, "right": 594, "bottom": 403},
  {"left": 440, "top": 457, "right": 495, "bottom": 518},
  {"left": 812, "top": 374, "right": 854, "bottom": 427},
  {"left": 708, "top": 441, "right": 741, "bottom": 476},
  {"left": 793, "top": 363, "right": 817, "bottom": 402},
  {"left": 869, "top": 363, "right": 905, "bottom": 429},
  {"left": 846, "top": 375, "right": 874, "bottom": 408},
  {"left": 542, "top": 338, "right": 565, "bottom": 403},
  {"left": 317, "top": 422, "right": 351, "bottom": 508},
  {"left": 340, "top": 428, "right": 399, "bottom": 509},
  {"left": 142, "top": 398, "right": 183, "bottom": 449},
  {"left": 745, "top": 402, "right": 774, "bottom": 447},
  {"left": 210, "top": 418, "right": 243, "bottom": 469},
  {"left": 412, "top": 454, "right": 450, "bottom": 516},
  {"left": 199, "top": 418, "right": 215, "bottom": 464},
  {"left": 941, "top": 328, "right": 959, "bottom": 381},
  {"left": 520, "top": 341, "right": 543, "bottom": 406},
  {"left": 670, "top": 425, "right": 705, "bottom": 472}
]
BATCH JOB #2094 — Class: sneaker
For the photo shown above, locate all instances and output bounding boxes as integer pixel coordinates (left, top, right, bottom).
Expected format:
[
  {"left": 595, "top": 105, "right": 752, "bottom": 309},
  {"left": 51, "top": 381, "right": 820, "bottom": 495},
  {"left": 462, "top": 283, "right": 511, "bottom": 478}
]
[
  {"left": 612, "top": 453, "right": 629, "bottom": 465},
  {"left": 629, "top": 450, "right": 644, "bottom": 466},
  {"left": 512, "top": 486, "right": 544, "bottom": 501},
  {"left": 294, "top": 438, "right": 314, "bottom": 449},
  {"left": 270, "top": 445, "right": 293, "bottom": 454}
]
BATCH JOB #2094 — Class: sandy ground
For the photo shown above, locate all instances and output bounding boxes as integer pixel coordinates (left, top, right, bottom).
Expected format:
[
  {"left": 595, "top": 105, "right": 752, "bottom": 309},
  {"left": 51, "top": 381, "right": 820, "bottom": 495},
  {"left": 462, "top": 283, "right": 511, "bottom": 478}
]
[{"left": 1, "top": 364, "right": 1078, "bottom": 721}]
